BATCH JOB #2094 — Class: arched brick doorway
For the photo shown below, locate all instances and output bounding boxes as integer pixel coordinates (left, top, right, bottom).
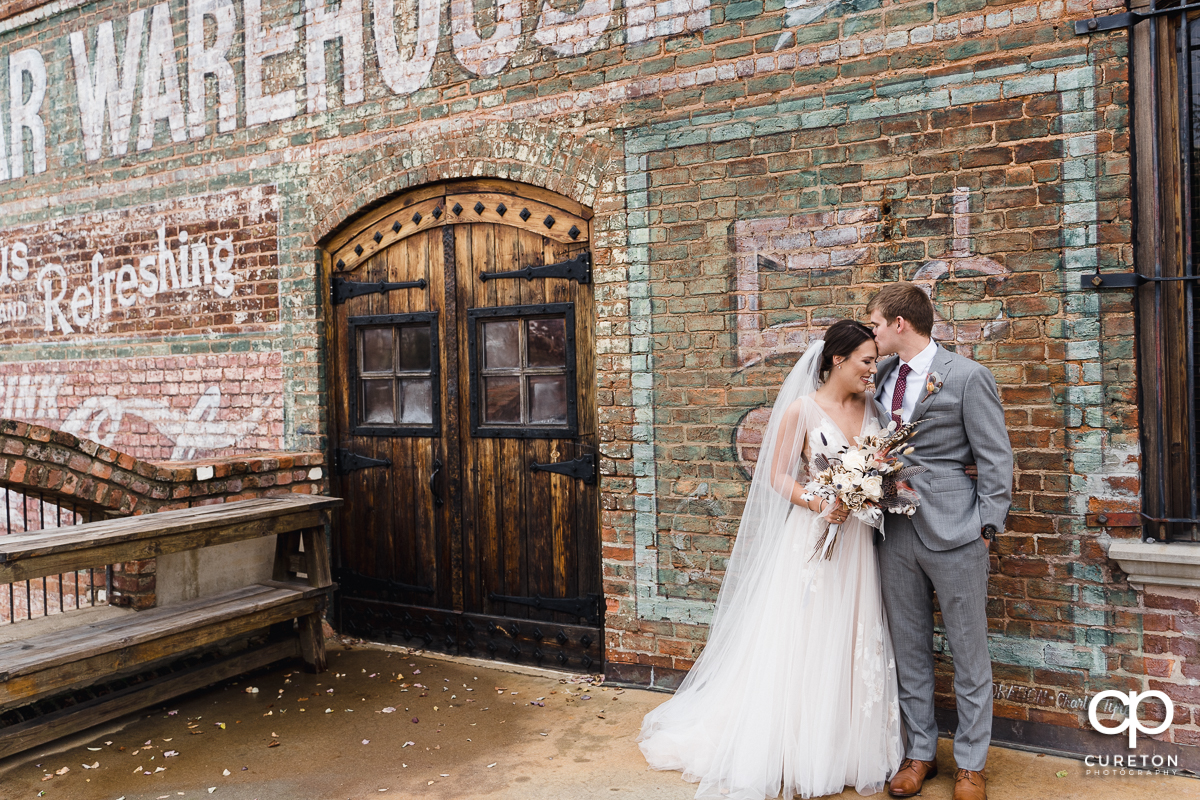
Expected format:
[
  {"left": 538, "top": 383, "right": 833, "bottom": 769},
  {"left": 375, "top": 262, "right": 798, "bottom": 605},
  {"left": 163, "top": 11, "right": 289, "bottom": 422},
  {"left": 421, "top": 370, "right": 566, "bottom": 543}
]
[{"left": 323, "top": 180, "right": 602, "bottom": 671}]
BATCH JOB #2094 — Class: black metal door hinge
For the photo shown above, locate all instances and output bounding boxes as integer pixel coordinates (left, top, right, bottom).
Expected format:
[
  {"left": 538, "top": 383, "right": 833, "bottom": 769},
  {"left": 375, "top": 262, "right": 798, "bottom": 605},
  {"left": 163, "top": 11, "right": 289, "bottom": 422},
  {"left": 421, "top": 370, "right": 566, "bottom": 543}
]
[
  {"left": 487, "top": 592, "right": 603, "bottom": 625},
  {"left": 334, "top": 448, "right": 392, "bottom": 475},
  {"left": 1075, "top": 12, "right": 1134, "bottom": 34},
  {"left": 1082, "top": 271, "right": 1200, "bottom": 289},
  {"left": 332, "top": 276, "right": 428, "bottom": 305},
  {"left": 480, "top": 252, "right": 591, "bottom": 284},
  {"left": 530, "top": 454, "right": 596, "bottom": 484}
]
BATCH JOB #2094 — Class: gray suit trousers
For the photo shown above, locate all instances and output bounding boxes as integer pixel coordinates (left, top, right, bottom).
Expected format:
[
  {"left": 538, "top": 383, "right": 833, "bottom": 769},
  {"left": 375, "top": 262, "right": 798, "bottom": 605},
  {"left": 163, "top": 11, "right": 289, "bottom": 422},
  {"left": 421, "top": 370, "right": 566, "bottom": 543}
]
[{"left": 878, "top": 514, "right": 992, "bottom": 771}]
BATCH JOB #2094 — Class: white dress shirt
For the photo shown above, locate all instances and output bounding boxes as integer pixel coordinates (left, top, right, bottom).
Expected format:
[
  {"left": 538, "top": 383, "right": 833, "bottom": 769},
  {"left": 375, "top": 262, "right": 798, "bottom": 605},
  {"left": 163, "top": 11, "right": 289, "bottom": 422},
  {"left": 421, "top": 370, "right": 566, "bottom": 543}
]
[{"left": 879, "top": 339, "right": 938, "bottom": 423}]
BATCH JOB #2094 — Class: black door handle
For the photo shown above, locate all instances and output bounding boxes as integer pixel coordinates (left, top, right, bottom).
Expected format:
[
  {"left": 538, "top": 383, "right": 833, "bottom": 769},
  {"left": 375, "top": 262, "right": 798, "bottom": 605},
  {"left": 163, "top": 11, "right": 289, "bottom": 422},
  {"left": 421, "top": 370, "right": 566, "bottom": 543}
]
[{"left": 430, "top": 458, "right": 444, "bottom": 507}]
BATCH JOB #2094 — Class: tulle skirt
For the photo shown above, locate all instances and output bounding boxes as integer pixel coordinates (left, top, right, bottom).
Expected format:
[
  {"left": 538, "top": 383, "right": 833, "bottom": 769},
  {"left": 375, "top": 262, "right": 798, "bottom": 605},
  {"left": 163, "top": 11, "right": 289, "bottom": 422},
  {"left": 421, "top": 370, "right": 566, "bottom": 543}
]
[{"left": 638, "top": 505, "right": 903, "bottom": 799}]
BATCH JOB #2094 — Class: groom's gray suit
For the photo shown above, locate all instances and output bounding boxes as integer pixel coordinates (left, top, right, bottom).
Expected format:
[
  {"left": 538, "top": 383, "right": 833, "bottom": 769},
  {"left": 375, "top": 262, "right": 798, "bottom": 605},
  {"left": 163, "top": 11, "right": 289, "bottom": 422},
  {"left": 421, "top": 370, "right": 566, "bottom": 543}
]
[{"left": 873, "top": 345, "right": 1012, "bottom": 772}]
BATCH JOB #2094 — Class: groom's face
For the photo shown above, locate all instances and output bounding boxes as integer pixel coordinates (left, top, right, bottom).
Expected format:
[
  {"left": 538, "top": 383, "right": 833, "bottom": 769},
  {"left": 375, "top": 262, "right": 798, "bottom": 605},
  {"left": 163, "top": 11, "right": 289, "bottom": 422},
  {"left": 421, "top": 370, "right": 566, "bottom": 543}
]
[{"left": 869, "top": 310, "right": 900, "bottom": 356}]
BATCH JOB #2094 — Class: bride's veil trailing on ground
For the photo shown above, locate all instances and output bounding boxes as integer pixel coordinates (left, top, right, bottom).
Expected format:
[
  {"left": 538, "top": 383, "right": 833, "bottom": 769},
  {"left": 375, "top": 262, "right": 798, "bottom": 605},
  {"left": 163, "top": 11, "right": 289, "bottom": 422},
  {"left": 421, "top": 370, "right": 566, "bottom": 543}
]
[{"left": 638, "top": 340, "right": 827, "bottom": 729}]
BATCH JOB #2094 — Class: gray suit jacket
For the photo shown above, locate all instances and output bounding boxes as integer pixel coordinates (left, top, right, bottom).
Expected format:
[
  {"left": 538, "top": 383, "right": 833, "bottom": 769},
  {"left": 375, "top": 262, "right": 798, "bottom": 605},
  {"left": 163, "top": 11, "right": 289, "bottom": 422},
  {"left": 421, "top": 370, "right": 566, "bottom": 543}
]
[{"left": 874, "top": 345, "right": 1013, "bottom": 551}]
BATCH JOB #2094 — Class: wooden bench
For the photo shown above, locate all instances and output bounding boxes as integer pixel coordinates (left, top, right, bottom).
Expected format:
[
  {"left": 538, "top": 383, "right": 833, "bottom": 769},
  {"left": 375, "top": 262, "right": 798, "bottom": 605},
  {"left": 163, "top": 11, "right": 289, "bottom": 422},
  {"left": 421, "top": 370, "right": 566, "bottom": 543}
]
[{"left": 0, "top": 495, "right": 342, "bottom": 760}]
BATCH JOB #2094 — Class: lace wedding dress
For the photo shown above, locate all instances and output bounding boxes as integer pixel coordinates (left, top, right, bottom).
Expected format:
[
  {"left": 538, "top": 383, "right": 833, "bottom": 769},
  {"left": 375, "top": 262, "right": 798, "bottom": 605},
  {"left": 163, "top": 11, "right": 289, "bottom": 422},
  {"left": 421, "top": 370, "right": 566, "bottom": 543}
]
[{"left": 638, "top": 376, "right": 902, "bottom": 799}]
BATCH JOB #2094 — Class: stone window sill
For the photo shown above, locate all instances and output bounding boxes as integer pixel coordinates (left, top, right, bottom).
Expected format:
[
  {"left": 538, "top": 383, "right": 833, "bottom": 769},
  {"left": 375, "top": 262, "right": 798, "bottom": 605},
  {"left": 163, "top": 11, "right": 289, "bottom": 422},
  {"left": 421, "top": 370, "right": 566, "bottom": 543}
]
[{"left": 1107, "top": 540, "right": 1200, "bottom": 590}]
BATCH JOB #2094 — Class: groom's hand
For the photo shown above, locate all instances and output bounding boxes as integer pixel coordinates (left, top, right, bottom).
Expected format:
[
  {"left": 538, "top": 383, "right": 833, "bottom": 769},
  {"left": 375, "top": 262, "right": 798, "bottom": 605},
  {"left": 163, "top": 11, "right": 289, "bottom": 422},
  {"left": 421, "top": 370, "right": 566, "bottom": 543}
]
[{"left": 964, "top": 463, "right": 978, "bottom": 479}]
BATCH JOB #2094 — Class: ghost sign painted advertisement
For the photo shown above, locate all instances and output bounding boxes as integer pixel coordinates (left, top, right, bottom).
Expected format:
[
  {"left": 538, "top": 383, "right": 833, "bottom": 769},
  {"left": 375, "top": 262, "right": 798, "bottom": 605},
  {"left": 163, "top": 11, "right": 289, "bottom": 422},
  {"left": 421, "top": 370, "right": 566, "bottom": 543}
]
[{"left": 0, "top": 184, "right": 279, "bottom": 342}]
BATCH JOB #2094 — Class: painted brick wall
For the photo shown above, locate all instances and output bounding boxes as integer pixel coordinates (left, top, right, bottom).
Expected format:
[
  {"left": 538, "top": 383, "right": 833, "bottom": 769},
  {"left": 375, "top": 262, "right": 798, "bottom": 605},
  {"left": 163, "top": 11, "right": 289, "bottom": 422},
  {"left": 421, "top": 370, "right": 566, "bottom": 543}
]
[{"left": 0, "top": 0, "right": 1191, "bottom": 764}]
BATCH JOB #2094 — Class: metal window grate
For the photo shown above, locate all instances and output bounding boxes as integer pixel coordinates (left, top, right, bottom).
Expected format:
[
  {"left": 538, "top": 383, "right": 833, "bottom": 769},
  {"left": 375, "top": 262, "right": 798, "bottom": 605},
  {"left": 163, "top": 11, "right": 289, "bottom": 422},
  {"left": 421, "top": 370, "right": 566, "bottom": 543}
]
[
  {"left": 0, "top": 486, "right": 110, "bottom": 625},
  {"left": 1079, "top": 5, "right": 1200, "bottom": 540}
]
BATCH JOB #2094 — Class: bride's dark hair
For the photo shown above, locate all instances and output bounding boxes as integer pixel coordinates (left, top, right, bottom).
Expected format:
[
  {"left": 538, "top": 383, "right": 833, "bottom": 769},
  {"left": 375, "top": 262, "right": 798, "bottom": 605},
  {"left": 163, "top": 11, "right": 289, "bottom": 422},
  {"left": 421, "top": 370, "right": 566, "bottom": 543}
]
[{"left": 819, "top": 319, "right": 876, "bottom": 380}]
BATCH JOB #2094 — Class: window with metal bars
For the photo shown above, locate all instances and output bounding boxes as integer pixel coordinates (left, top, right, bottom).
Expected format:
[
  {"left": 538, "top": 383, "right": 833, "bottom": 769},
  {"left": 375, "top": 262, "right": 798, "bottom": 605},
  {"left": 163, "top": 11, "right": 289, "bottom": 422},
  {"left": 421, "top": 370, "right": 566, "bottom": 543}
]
[{"left": 1079, "top": 1, "right": 1200, "bottom": 541}]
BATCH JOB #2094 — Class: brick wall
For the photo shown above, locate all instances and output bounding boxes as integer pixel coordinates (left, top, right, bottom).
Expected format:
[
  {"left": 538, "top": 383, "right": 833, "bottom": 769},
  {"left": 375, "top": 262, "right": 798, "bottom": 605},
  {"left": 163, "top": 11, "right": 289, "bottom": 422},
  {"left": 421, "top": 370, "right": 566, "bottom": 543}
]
[{"left": 0, "top": 0, "right": 1192, "bottom": 766}]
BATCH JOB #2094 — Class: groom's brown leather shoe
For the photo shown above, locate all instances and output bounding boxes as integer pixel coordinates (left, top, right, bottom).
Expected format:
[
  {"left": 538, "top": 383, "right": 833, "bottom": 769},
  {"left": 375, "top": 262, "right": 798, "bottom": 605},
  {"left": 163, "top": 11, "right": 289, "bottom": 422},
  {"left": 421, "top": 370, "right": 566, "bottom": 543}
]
[
  {"left": 887, "top": 758, "right": 937, "bottom": 797},
  {"left": 952, "top": 769, "right": 987, "bottom": 800}
]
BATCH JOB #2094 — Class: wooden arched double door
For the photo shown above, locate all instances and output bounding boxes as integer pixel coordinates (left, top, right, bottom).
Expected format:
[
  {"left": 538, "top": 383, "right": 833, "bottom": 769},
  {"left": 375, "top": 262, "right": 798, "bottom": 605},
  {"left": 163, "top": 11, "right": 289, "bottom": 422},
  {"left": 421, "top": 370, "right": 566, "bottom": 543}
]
[{"left": 324, "top": 181, "right": 601, "bottom": 670}]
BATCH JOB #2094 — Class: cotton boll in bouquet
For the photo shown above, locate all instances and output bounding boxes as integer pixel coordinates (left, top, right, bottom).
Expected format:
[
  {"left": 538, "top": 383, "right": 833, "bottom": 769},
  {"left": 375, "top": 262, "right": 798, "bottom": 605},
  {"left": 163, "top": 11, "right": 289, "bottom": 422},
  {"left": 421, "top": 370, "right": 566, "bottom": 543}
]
[{"left": 800, "top": 419, "right": 927, "bottom": 560}]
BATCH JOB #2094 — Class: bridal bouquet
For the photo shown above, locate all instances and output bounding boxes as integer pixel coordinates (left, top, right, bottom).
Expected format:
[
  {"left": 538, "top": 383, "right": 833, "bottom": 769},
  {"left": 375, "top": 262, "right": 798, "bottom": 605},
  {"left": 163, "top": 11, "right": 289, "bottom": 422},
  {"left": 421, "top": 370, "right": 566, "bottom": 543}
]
[{"left": 800, "top": 420, "right": 927, "bottom": 560}]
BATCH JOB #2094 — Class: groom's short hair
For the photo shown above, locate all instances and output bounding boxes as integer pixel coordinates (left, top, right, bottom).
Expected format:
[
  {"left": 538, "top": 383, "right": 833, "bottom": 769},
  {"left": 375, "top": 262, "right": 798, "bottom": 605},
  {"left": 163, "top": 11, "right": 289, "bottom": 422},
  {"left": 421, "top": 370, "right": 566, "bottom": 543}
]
[{"left": 867, "top": 282, "right": 934, "bottom": 336}]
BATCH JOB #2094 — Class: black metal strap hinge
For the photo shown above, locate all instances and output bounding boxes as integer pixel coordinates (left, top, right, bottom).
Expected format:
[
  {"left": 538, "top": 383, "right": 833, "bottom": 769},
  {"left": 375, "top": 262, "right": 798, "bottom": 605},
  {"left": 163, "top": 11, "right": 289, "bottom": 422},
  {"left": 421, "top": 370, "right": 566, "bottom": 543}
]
[
  {"left": 1082, "top": 271, "right": 1200, "bottom": 289},
  {"left": 1075, "top": 12, "right": 1134, "bottom": 34},
  {"left": 530, "top": 454, "right": 596, "bottom": 484},
  {"left": 334, "top": 448, "right": 392, "bottom": 475},
  {"left": 488, "top": 592, "right": 603, "bottom": 625},
  {"left": 332, "top": 276, "right": 428, "bottom": 305},
  {"left": 480, "top": 252, "right": 590, "bottom": 285}
]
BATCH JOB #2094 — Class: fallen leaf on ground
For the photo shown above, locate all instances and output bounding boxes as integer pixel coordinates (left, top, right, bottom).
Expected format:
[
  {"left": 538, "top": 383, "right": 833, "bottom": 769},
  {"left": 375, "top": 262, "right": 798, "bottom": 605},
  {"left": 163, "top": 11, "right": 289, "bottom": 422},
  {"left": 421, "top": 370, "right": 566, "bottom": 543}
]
[
  {"left": 55, "top": 767, "right": 70, "bottom": 775},
  {"left": 487, "top": 763, "right": 497, "bottom": 768},
  {"left": 223, "top": 769, "right": 231, "bottom": 776},
  {"left": 268, "top": 740, "right": 280, "bottom": 748},
  {"left": 382, "top": 707, "right": 396, "bottom": 713},
  {"left": 82, "top": 761, "right": 99, "bottom": 769}
]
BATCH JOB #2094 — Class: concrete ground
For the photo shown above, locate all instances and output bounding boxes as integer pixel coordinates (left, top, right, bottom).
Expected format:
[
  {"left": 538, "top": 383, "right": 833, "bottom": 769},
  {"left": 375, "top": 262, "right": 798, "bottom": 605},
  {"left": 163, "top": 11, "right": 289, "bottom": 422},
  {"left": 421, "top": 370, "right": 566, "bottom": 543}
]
[{"left": 1, "top": 640, "right": 1195, "bottom": 800}]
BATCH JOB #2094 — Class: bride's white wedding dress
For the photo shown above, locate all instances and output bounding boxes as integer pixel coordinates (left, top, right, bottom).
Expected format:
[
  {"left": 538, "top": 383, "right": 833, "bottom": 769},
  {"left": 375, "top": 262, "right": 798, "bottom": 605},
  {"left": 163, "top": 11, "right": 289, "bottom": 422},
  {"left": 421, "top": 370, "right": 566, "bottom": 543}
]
[{"left": 638, "top": 393, "right": 902, "bottom": 799}]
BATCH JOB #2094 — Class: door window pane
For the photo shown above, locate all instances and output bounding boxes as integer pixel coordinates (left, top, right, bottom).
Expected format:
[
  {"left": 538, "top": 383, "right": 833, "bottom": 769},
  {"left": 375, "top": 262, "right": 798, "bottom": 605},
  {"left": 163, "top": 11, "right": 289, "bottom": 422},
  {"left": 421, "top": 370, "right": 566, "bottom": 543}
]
[
  {"left": 527, "top": 318, "right": 566, "bottom": 368},
  {"left": 399, "top": 325, "right": 431, "bottom": 371},
  {"left": 352, "top": 313, "right": 438, "bottom": 434},
  {"left": 483, "top": 320, "right": 520, "bottom": 368},
  {"left": 484, "top": 376, "right": 521, "bottom": 423},
  {"left": 361, "top": 327, "right": 393, "bottom": 373},
  {"left": 528, "top": 375, "right": 568, "bottom": 424},
  {"left": 362, "top": 379, "right": 395, "bottom": 424},
  {"left": 398, "top": 379, "right": 434, "bottom": 424}
]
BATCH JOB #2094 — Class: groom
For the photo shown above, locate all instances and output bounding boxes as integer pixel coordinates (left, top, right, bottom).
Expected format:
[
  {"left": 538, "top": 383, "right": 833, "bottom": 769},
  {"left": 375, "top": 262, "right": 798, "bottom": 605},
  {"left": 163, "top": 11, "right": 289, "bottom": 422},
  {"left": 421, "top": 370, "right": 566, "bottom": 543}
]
[{"left": 867, "top": 283, "right": 1012, "bottom": 800}]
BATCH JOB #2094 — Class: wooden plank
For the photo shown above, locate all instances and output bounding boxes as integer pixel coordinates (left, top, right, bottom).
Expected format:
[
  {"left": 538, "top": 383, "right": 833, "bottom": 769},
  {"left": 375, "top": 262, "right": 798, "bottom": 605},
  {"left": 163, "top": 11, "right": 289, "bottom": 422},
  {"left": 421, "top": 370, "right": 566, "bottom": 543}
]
[
  {"left": 0, "top": 582, "right": 321, "bottom": 681},
  {"left": 330, "top": 197, "right": 448, "bottom": 272},
  {"left": 442, "top": 179, "right": 593, "bottom": 220},
  {"left": 445, "top": 194, "right": 589, "bottom": 245},
  {"left": 300, "top": 528, "right": 333, "bottom": 589},
  {"left": 0, "top": 593, "right": 322, "bottom": 710},
  {"left": 297, "top": 607, "right": 328, "bottom": 671},
  {"left": 0, "top": 497, "right": 340, "bottom": 559},
  {"left": 0, "top": 509, "right": 332, "bottom": 584},
  {"left": 323, "top": 184, "right": 448, "bottom": 255},
  {"left": 0, "top": 639, "right": 301, "bottom": 760}
]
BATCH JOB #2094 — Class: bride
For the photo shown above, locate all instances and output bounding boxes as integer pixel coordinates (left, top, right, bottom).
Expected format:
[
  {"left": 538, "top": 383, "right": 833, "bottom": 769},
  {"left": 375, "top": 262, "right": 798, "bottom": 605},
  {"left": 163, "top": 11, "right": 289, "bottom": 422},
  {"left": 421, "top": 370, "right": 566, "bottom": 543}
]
[{"left": 638, "top": 320, "right": 903, "bottom": 799}]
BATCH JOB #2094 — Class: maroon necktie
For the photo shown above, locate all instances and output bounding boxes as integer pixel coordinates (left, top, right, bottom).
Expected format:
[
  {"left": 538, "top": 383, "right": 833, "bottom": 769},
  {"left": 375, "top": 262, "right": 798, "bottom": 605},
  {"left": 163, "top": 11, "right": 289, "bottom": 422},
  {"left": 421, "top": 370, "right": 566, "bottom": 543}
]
[{"left": 890, "top": 364, "right": 912, "bottom": 424}]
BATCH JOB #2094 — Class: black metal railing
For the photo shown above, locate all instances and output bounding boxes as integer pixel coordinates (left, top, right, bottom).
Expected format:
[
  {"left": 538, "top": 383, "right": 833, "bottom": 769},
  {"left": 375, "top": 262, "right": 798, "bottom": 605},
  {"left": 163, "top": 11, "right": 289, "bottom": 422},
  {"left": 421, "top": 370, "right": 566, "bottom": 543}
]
[
  {"left": 1078, "top": 3, "right": 1200, "bottom": 541},
  {"left": 1, "top": 486, "right": 109, "bottom": 625}
]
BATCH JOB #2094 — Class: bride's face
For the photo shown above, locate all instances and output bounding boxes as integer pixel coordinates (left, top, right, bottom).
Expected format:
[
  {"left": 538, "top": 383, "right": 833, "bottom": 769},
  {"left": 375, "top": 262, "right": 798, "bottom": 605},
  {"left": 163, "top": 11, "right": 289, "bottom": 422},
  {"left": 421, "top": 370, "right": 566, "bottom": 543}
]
[{"left": 833, "top": 339, "right": 879, "bottom": 394}]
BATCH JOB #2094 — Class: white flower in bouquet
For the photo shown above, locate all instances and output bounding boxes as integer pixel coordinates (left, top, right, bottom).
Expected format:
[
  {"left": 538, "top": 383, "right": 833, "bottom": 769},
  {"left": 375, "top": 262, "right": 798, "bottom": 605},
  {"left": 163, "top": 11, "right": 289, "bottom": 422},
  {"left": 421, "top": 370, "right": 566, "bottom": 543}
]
[
  {"left": 860, "top": 474, "right": 884, "bottom": 500},
  {"left": 841, "top": 449, "right": 867, "bottom": 473}
]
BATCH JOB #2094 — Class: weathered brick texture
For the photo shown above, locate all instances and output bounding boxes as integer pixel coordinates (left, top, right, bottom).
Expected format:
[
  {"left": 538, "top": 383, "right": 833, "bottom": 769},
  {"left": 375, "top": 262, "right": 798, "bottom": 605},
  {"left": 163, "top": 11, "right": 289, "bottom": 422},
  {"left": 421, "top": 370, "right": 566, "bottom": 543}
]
[{"left": 0, "top": 0, "right": 1189, "bottom": 763}]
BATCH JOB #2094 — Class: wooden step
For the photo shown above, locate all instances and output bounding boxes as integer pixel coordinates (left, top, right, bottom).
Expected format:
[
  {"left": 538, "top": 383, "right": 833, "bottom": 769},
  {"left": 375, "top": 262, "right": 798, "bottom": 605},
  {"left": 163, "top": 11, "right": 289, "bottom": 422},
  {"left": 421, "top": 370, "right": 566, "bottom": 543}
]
[{"left": 0, "top": 581, "right": 324, "bottom": 712}]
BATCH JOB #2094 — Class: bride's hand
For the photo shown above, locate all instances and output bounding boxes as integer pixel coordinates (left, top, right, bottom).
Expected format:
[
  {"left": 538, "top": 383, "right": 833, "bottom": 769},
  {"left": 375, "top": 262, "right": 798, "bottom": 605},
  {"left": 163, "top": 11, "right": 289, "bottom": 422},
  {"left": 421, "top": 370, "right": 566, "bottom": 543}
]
[{"left": 826, "top": 500, "right": 849, "bottom": 525}]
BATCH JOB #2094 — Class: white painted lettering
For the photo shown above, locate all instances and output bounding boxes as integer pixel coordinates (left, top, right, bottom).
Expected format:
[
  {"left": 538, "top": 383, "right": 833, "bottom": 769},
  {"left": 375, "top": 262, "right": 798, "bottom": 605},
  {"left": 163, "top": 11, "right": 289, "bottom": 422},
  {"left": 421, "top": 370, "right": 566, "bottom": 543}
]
[
  {"left": 138, "top": 255, "right": 159, "bottom": 297},
  {"left": 10, "top": 242, "right": 28, "bottom": 281},
  {"left": 69, "top": 10, "right": 146, "bottom": 160},
  {"left": 212, "top": 234, "right": 235, "bottom": 297},
  {"left": 138, "top": 3, "right": 188, "bottom": 151},
  {"left": 90, "top": 251, "right": 103, "bottom": 319},
  {"left": 157, "top": 226, "right": 181, "bottom": 289},
  {"left": 245, "top": 0, "right": 298, "bottom": 126},
  {"left": 177, "top": 229, "right": 191, "bottom": 288},
  {"left": 305, "top": 0, "right": 365, "bottom": 112},
  {"left": 187, "top": 0, "right": 238, "bottom": 137},
  {"left": 116, "top": 264, "right": 139, "bottom": 307},
  {"left": 191, "top": 236, "right": 210, "bottom": 285},
  {"left": 450, "top": 0, "right": 521, "bottom": 77},
  {"left": 373, "top": 0, "right": 439, "bottom": 97},
  {"left": 36, "top": 265, "right": 73, "bottom": 335},
  {"left": 8, "top": 49, "right": 48, "bottom": 179},
  {"left": 70, "top": 284, "right": 92, "bottom": 327}
]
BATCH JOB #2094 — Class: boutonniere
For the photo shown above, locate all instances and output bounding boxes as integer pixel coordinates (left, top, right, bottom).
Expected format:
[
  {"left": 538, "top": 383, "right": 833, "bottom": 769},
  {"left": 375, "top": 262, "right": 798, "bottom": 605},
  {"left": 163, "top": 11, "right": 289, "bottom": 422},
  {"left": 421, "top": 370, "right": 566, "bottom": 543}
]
[{"left": 920, "top": 372, "right": 944, "bottom": 403}]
